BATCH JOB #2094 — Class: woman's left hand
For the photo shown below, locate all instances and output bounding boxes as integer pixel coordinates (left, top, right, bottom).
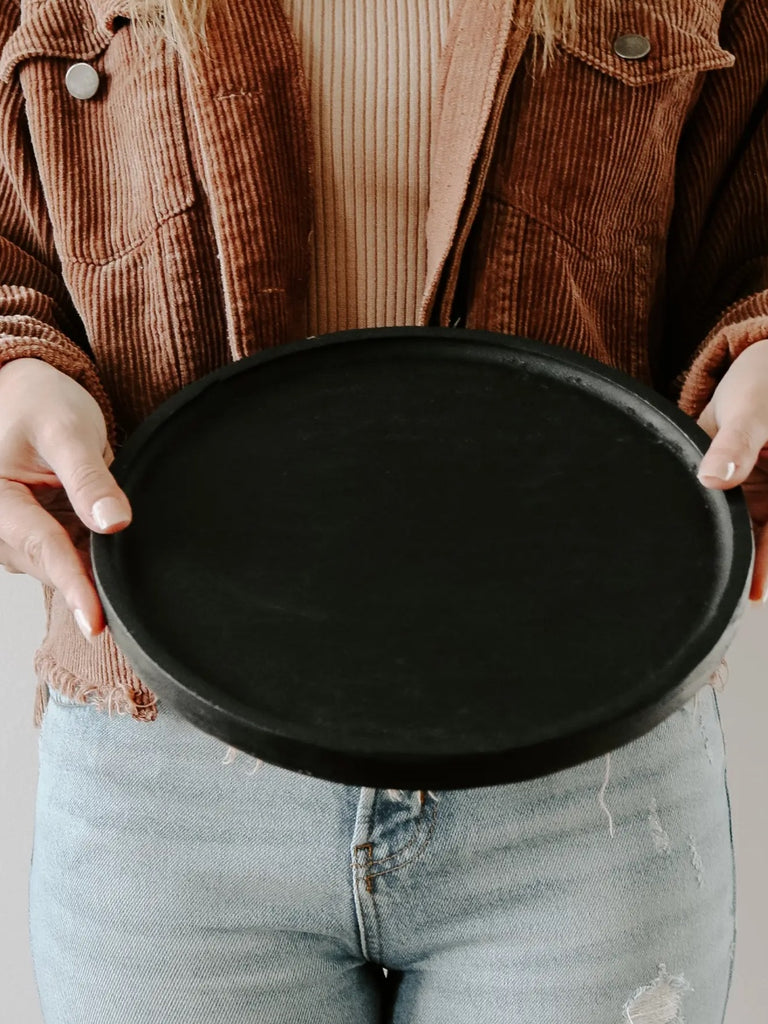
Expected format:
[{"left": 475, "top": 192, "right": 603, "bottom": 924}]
[{"left": 696, "top": 337, "right": 768, "bottom": 604}]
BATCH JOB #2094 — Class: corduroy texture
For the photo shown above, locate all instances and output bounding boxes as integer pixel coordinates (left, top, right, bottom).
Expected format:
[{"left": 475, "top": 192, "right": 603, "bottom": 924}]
[
  {"left": 281, "top": 0, "right": 457, "bottom": 334},
  {"left": 0, "top": 0, "right": 765, "bottom": 725}
]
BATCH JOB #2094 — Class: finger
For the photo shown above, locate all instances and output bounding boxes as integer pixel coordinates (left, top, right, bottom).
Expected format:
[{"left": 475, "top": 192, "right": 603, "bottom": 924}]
[
  {"left": 2, "top": 527, "right": 95, "bottom": 585},
  {"left": 0, "top": 528, "right": 59, "bottom": 582},
  {"left": 0, "top": 478, "right": 105, "bottom": 637},
  {"left": 696, "top": 417, "right": 768, "bottom": 488},
  {"left": 696, "top": 401, "right": 717, "bottom": 441},
  {"left": 35, "top": 429, "right": 132, "bottom": 534},
  {"left": 0, "top": 537, "right": 24, "bottom": 574}
]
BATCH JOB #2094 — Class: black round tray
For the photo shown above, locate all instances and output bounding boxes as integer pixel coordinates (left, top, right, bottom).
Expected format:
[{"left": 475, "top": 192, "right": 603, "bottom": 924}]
[{"left": 91, "top": 328, "right": 753, "bottom": 789}]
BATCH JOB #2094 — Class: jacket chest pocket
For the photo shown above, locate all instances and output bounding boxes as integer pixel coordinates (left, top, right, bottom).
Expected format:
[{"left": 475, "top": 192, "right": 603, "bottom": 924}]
[
  {"left": 0, "top": 8, "right": 196, "bottom": 264},
  {"left": 486, "top": 0, "right": 735, "bottom": 254}
]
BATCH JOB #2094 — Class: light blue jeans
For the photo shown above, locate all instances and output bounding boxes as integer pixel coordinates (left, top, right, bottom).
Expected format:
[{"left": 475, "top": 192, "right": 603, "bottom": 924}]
[{"left": 29, "top": 680, "right": 736, "bottom": 1024}]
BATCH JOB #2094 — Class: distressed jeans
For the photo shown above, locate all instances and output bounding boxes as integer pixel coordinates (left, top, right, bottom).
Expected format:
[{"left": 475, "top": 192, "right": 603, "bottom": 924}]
[{"left": 29, "top": 679, "right": 736, "bottom": 1024}]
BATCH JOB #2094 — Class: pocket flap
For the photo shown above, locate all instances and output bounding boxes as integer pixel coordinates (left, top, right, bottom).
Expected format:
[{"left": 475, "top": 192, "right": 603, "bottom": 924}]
[{"left": 560, "top": 2, "right": 735, "bottom": 85}]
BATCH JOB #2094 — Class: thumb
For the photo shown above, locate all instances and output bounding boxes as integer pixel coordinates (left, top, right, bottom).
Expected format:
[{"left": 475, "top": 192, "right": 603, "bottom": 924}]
[
  {"left": 696, "top": 416, "right": 764, "bottom": 488},
  {"left": 38, "top": 432, "right": 132, "bottom": 533}
]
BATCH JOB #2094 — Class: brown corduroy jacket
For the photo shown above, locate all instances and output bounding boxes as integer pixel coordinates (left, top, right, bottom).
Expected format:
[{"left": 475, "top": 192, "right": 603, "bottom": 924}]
[{"left": 0, "top": 0, "right": 766, "bottom": 724}]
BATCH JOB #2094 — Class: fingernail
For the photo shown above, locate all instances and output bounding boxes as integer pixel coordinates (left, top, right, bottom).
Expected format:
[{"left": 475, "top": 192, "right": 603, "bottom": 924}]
[
  {"left": 92, "top": 497, "right": 129, "bottom": 530},
  {"left": 73, "top": 607, "right": 94, "bottom": 641},
  {"left": 697, "top": 460, "right": 736, "bottom": 483}
]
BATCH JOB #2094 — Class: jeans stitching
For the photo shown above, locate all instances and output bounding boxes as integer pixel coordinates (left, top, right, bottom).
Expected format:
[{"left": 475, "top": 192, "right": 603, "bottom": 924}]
[{"left": 366, "top": 800, "right": 439, "bottom": 876}]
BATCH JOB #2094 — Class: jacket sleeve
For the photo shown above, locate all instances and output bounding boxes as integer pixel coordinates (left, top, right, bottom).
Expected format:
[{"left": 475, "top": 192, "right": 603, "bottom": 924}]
[
  {"left": 664, "top": 0, "right": 768, "bottom": 421},
  {"left": 0, "top": 5, "right": 117, "bottom": 449}
]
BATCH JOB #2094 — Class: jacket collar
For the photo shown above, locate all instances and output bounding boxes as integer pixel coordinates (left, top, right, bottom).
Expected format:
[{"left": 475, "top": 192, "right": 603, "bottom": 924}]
[{"left": 420, "top": 0, "right": 534, "bottom": 323}]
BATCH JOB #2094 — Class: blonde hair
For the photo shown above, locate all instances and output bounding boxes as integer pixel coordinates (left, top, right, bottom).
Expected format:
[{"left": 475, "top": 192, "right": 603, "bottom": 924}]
[
  {"left": 126, "top": 0, "right": 577, "bottom": 69},
  {"left": 532, "top": 0, "right": 578, "bottom": 63},
  {"left": 126, "top": 0, "right": 212, "bottom": 68}
]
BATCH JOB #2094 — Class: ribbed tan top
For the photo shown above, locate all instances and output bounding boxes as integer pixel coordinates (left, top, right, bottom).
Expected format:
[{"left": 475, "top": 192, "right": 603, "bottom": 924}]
[{"left": 281, "top": 0, "right": 457, "bottom": 335}]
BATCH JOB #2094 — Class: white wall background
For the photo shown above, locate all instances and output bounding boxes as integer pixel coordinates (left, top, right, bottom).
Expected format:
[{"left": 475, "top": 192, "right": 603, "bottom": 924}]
[{"left": 1, "top": 571, "right": 766, "bottom": 1022}]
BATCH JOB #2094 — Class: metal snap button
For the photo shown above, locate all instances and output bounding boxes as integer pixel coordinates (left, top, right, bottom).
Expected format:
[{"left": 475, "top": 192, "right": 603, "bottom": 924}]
[
  {"left": 613, "top": 34, "right": 651, "bottom": 60},
  {"left": 65, "top": 62, "right": 101, "bottom": 100}
]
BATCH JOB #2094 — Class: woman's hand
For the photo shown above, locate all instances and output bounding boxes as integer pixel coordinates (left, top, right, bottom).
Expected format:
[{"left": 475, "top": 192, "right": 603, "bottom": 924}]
[
  {"left": 696, "top": 337, "right": 768, "bottom": 603},
  {"left": 0, "top": 357, "right": 132, "bottom": 639}
]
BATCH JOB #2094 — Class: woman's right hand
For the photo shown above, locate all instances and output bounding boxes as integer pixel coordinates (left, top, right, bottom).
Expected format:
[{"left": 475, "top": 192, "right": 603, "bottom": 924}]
[{"left": 0, "top": 357, "right": 132, "bottom": 640}]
